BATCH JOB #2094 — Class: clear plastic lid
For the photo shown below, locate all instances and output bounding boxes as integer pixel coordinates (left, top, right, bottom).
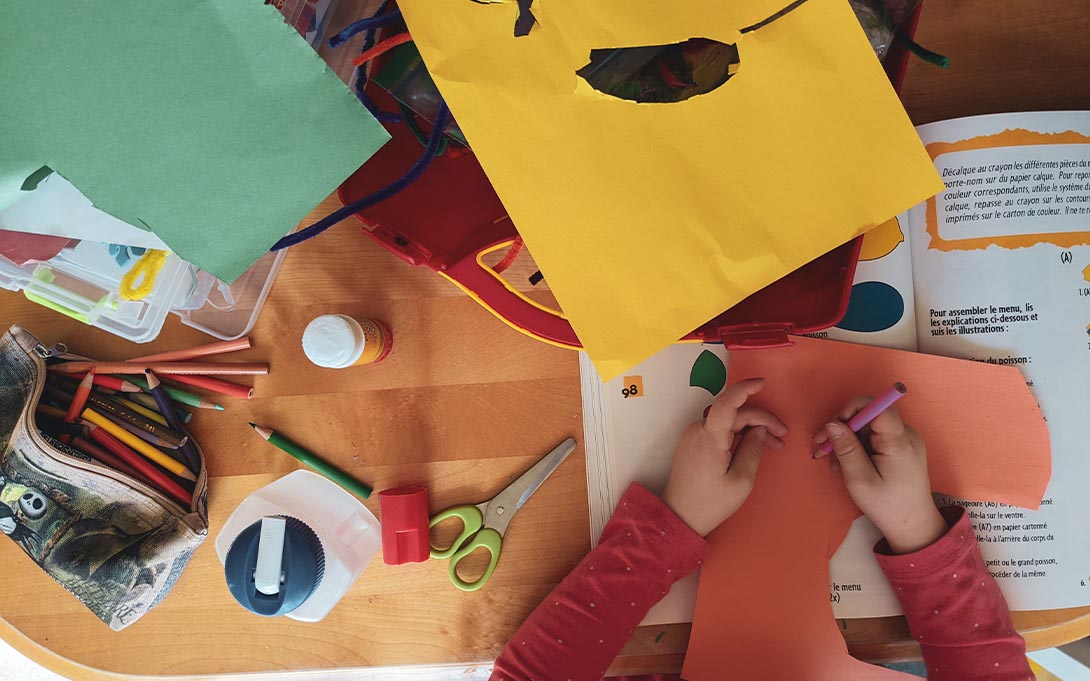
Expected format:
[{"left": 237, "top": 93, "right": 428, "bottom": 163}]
[{"left": 0, "top": 239, "right": 285, "bottom": 343}]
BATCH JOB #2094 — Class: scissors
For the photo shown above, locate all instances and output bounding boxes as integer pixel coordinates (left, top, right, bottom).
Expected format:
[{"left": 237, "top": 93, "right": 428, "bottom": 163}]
[{"left": 429, "top": 438, "right": 577, "bottom": 591}]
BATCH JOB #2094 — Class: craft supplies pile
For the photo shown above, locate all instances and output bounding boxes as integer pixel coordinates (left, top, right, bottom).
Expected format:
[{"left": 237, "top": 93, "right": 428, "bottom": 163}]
[
  {"left": 3, "top": 2, "right": 1074, "bottom": 675},
  {"left": 1, "top": 0, "right": 941, "bottom": 380}
]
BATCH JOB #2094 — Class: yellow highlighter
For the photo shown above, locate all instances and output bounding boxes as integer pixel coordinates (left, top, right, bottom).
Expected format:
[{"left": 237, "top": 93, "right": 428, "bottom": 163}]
[{"left": 82, "top": 409, "right": 196, "bottom": 482}]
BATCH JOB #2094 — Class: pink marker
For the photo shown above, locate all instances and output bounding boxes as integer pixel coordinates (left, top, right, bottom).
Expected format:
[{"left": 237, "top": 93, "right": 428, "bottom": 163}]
[{"left": 816, "top": 382, "right": 907, "bottom": 457}]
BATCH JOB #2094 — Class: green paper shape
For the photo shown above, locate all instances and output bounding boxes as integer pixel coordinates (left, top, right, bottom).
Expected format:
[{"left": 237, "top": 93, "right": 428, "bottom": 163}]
[
  {"left": 690, "top": 349, "right": 727, "bottom": 396},
  {"left": 0, "top": 1, "right": 389, "bottom": 282}
]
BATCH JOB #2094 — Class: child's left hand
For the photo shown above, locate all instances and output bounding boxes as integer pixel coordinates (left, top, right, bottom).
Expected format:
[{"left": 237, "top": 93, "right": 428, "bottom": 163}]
[{"left": 663, "top": 378, "right": 787, "bottom": 536}]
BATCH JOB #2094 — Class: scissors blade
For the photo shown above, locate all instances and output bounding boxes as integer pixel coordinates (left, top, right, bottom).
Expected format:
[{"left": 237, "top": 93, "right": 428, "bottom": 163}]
[{"left": 484, "top": 438, "right": 577, "bottom": 535}]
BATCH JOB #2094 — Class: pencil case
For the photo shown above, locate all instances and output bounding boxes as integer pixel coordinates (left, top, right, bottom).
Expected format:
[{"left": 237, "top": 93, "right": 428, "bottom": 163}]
[{"left": 0, "top": 324, "right": 208, "bottom": 630}]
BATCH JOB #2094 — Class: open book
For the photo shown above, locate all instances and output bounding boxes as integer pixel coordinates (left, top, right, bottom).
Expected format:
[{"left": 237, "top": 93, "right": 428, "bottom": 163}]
[{"left": 581, "top": 110, "right": 1090, "bottom": 625}]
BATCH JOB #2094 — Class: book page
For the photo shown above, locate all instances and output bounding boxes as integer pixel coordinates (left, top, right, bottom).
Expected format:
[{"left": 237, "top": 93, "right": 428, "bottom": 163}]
[
  {"left": 908, "top": 111, "right": 1090, "bottom": 611},
  {"left": 817, "top": 214, "right": 920, "bottom": 617},
  {"left": 582, "top": 343, "right": 728, "bottom": 625},
  {"left": 583, "top": 111, "right": 1090, "bottom": 622}
]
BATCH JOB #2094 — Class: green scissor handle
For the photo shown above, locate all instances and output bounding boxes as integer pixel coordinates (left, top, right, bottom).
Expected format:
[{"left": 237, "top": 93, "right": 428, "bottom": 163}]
[
  {"left": 429, "top": 505, "right": 484, "bottom": 560},
  {"left": 429, "top": 505, "right": 504, "bottom": 591},
  {"left": 447, "top": 527, "right": 502, "bottom": 592}
]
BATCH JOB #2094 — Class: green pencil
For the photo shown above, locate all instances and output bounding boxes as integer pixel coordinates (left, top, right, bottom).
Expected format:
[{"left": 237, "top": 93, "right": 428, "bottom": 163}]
[
  {"left": 122, "top": 375, "right": 224, "bottom": 411},
  {"left": 248, "top": 423, "right": 372, "bottom": 499},
  {"left": 124, "top": 391, "right": 194, "bottom": 423}
]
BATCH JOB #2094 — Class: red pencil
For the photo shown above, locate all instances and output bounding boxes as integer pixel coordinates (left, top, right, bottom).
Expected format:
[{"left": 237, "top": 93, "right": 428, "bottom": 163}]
[
  {"left": 86, "top": 425, "right": 192, "bottom": 507},
  {"left": 64, "top": 370, "right": 95, "bottom": 423},
  {"left": 46, "top": 369, "right": 143, "bottom": 393},
  {"left": 69, "top": 436, "right": 148, "bottom": 483},
  {"left": 163, "top": 374, "right": 253, "bottom": 400},
  {"left": 93, "top": 375, "right": 144, "bottom": 393}
]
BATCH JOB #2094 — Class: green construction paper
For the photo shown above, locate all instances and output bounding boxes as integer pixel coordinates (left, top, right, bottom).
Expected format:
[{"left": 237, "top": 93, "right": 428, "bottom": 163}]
[
  {"left": 0, "top": 1, "right": 389, "bottom": 282},
  {"left": 0, "top": 139, "right": 42, "bottom": 213}
]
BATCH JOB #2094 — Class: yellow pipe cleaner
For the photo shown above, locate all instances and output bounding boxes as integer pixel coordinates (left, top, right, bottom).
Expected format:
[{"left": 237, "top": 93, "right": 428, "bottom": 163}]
[{"left": 119, "top": 249, "right": 169, "bottom": 301}]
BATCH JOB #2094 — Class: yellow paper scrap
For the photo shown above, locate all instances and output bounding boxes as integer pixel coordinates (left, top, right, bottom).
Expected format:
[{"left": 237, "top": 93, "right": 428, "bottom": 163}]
[{"left": 398, "top": 0, "right": 944, "bottom": 380}]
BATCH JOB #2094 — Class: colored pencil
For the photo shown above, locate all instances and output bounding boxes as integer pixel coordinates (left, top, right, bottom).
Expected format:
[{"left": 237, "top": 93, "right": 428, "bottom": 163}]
[
  {"left": 91, "top": 394, "right": 186, "bottom": 448},
  {"left": 92, "top": 375, "right": 144, "bottom": 393},
  {"left": 65, "top": 370, "right": 95, "bottom": 423},
  {"left": 249, "top": 423, "right": 372, "bottom": 499},
  {"left": 127, "top": 337, "right": 252, "bottom": 363},
  {"left": 98, "top": 409, "right": 185, "bottom": 450},
  {"left": 146, "top": 370, "right": 201, "bottom": 472},
  {"left": 82, "top": 409, "right": 196, "bottom": 481},
  {"left": 70, "top": 435, "right": 148, "bottom": 483},
  {"left": 35, "top": 403, "right": 69, "bottom": 421},
  {"left": 53, "top": 361, "right": 268, "bottom": 376},
  {"left": 124, "top": 376, "right": 224, "bottom": 411},
  {"left": 114, "top": 396, "right": 170, "bottom": 427},
  {"left": 84, "top": 426, "right": 192, "bottom": 507},
  {"left": 123, "top": 392, "right": 193, "bottom": 423},
  {"left": 163, "top": 374, "right": 253, "bottom": 400},
  {"left": 815, "top": 382, "right": 908, "bottom": 457},
  {"left": 45, "top": 383, "right": 186, "bottom": 448},
  {"left": 44, "top": 369, "right": 142, "bottom": 393}
]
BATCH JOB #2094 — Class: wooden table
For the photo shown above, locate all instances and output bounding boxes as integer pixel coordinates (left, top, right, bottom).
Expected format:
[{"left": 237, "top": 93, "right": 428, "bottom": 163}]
[{"left": 2, "top": 1, "right": 1089, "bottom": 678}]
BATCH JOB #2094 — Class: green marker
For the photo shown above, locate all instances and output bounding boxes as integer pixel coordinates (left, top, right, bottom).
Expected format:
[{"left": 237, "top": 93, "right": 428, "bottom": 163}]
[{"left": 248, "top": 423, "right": 372, "bottom": 499}]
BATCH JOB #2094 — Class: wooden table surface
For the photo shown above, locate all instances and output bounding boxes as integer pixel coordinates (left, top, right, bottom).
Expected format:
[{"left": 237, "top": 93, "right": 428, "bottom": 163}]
[{"left": 2, "top": 1, "right": 1090, "bottom": 678}]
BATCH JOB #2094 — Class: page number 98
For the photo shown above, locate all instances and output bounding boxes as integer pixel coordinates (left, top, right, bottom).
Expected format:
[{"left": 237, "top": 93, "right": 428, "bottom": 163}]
[{"left": 621, "top": 376, "right": 644, "bottom": 399}]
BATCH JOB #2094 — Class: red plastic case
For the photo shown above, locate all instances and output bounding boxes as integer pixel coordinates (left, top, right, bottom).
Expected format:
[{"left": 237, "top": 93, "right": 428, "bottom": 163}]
[
  {"left": 338, "top": 6, "right": 920, "bottom": 351},
  {"left": 379, "top": 486, "right": 431, "bottom": 565}
]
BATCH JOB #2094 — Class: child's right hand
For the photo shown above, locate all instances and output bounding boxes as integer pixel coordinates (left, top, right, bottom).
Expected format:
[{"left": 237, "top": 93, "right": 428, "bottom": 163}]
[{"left": 814, "top": 400, "right": 948, "bottom": 554}]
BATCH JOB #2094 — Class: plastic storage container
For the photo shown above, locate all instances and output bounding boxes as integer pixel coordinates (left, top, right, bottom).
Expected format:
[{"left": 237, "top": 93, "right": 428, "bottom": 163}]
[
  {"left": 0, "top": 241, "right": 285, "bottom": 344},
  {"left": 215, "top": 470, "right": 381, "bottom": 623}
]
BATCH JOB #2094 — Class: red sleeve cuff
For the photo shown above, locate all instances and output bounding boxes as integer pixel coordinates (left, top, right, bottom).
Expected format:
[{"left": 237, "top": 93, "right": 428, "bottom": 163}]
[
  {"left": 874, "top": 506, "right": 975, "bottom": 580},
  {"left": 602, "top": 483, "right": 709, "bottom": 577}
]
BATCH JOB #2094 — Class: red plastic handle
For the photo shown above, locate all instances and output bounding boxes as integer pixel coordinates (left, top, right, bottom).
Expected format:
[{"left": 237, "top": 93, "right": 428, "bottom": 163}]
[{"left": 442, "top": 244, "right": 582, "bottom": 349}]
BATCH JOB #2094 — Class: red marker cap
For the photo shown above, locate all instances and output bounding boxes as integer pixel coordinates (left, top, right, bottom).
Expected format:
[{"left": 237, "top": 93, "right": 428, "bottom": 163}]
[{"left": 379, "top": 486, "right": 431, "bottom": 565}]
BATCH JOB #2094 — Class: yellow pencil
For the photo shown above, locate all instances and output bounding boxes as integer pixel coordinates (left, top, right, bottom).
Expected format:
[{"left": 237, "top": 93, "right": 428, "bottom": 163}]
[
  {"left": 82, "top": 409, "right": 196, "bottom": 482},
  {"left": 115, "top": 397, "right": 169, "bottom": 427}
]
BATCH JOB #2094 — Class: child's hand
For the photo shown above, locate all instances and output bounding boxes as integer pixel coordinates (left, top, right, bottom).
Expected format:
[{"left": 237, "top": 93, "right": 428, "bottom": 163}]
[
  {"left": 663, "top": 378, "right": 787, "bottom": 536},
  {"left": 814, "top": 399, "right": 948, "bottom": 554}
]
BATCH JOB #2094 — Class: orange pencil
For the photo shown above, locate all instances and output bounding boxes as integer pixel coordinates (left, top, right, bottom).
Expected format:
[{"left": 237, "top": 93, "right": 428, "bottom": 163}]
[
  {"left": 53, "top": 361, "right": 268, "bottom": 376},
  {"left": 127, "top": 337, "right": 251, "bottom": 363},
  {"left": 164, "top": 374, "right": 253, "bottom": 400},
  {"left": 64, "top": 370, "right": 95, "bottom": 423}
]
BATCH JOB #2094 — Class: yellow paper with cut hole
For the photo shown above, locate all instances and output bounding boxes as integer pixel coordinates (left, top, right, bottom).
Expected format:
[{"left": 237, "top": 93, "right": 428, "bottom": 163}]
[{"left": 398, "top": 0, "right": 944, "bottom": 380}]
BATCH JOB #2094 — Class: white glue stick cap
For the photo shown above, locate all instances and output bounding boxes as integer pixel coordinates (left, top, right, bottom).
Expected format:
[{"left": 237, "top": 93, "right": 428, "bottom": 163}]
[{"left": 302, "top": 315, "right": 365, "bottom": 369}]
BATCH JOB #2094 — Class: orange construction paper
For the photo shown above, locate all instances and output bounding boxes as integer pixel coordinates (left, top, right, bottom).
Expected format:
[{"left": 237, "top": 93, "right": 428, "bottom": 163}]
[{"left": 682, "top": 335, "right": 1051, "bottom": 681}]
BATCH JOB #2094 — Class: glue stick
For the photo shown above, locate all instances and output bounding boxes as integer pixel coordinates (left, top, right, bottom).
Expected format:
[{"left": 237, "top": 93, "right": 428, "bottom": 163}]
[{"left": 302, "top": 314, "right": 392, "bottom": 369}]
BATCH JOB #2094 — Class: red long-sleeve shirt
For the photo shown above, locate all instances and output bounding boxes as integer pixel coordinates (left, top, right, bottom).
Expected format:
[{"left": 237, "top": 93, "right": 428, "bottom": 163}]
[{"left": 492, "top": 484, "right": 1032, "bottom": 681}]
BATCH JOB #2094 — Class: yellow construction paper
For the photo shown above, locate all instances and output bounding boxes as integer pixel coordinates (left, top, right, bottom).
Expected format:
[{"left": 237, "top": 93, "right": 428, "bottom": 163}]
[{"left": 398, "top": 0, "right": 944, "bottom": 380}]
